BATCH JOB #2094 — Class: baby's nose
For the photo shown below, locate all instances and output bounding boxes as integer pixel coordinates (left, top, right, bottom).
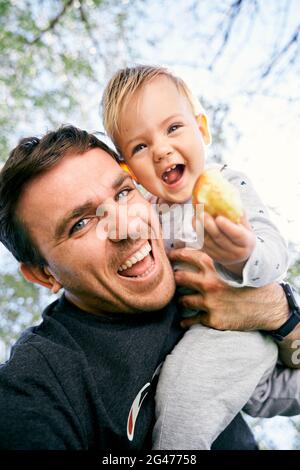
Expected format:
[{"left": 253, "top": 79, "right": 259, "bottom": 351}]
[{"left": 153, "top": 143, "right": 173, "bottom": 163}]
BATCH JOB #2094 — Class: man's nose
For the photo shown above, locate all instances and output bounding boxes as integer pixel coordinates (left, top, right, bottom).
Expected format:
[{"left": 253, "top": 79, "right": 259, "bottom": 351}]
[{"left": 108, "top": 213, "right": 147, "bottom": 243}]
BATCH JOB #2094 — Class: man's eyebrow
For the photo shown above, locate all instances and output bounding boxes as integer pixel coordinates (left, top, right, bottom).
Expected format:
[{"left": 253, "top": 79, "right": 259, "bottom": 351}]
[
  {"left": 54, "top": 171, "right": 131, "bottom": 240},
  {"left": 112, "top": 171, "right": 132, "bottom": 190}
]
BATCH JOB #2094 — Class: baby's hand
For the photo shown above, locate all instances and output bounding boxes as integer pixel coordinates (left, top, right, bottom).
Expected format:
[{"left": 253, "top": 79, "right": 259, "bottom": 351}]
[{"left": 201, "top": 212, "right": 256, "bottom": 276}]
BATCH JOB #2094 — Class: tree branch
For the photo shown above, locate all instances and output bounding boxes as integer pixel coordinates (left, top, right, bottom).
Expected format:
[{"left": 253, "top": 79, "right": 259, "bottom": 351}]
[
  {"left": 209, "top": 0, "right": 244, "bottom": 70},
  {"left": 29, "top": 0, "right": 75, "bottom": 45},
  {"left": 261, "top": 23, "right": 300, "bottom": 79},
  {"left": 78, "top": 0, "right": 105, "bottom": 60}
]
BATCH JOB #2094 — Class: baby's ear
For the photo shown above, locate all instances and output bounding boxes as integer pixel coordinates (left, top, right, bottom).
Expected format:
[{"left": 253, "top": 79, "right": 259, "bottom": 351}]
[
  {"left": 196, "top": 114, "right": 211, "bottom": 146},
  {"left": 119, "top": 162, "right": 138, "bottom": 182}
]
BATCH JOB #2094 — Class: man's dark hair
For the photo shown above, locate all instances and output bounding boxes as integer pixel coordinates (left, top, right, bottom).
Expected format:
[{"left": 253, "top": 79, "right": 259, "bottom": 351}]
[{"left": 0, "top": 125, "right": 118, "bottom": 266}]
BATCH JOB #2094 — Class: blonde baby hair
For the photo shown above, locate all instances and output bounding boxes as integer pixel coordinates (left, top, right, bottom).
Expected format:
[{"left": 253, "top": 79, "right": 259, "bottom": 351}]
[{"left": 102, "top": 64, "right": 206, "bottom": 147}]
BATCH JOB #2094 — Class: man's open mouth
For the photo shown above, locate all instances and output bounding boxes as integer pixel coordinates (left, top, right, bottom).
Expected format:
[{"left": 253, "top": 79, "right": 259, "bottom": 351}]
[
  {"left": 117, "top": 241, "right": 155, "bottom": 278},
  {"left": 161, "top": 164, "right": 185, "bottom": 186}
]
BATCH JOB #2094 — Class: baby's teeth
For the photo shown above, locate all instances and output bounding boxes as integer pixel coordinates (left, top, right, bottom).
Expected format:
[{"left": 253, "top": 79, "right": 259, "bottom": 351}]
[{"left": 165, "top": 164, "right": 177, "bottom": 174}]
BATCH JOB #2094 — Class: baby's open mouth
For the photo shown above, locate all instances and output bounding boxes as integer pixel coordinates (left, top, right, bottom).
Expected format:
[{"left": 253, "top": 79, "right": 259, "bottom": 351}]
[{"left": 161, "top": 164, "right": 185, "bottom": 185}]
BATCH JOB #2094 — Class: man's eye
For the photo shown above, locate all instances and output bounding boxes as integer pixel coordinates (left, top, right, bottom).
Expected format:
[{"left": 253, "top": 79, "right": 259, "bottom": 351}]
[
  {"left": 116, "top": 187, "right": 133, "bottom": 201},
  {"left": 168, "top": 124, "right": 181, "bottom": 134},
  {"left": 132, "top": 143, "right": 146, "bottom": 155},
  {"left": 70, "top": 218, "right": 91, "bottom": 235}
]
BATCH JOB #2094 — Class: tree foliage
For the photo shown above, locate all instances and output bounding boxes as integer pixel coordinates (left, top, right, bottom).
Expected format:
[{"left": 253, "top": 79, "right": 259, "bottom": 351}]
[
  {"left": 0, "top": 270, "right": 44, "bottom": 354},
  {"left": 1, "top": 0, "right": 299, "bottom": 159},
  {"left": 288, "top": 258, "right": 300, "bottom": 288},
  {"left": 0, "top": 0, "right": 300, "bottom": 448},
  {"left": 0, "top": 0, "right": 139, "bottom": 158}
]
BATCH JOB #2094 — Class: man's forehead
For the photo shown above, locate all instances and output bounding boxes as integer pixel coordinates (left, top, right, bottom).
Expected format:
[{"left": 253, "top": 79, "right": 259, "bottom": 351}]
[
  {"left": 17, "top": 148, "right": 122, "bottom": 222},
  {"left": 56, "top": 147, "right": 120, "bottom": 179},
  {"left": 33, "top": 148, "right": 119, "bottom": 189}
]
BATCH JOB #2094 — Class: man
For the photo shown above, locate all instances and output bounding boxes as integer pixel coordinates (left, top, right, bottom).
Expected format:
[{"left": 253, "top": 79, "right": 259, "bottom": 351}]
[{"left": 0, "top": 126, "right": 298, "bottom": 450}]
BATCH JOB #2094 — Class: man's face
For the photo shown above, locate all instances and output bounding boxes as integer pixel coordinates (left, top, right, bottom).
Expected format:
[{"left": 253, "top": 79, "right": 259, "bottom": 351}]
[{"left": 17, "top": 148, "right": 175, "bottom": 315}]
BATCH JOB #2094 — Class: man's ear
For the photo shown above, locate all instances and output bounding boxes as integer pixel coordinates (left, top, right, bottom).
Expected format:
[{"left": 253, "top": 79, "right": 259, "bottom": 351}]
[
  {"left": 196, "top": 114, "right": 211, "bottom": 146},
  {"left": 20, "top": 263, "right": 62, "bottom": 294}
]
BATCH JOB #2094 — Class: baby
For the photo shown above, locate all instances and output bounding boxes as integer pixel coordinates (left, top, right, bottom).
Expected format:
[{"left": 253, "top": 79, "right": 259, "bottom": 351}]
[{"left": 102, "top": 65, "right": 299, "bottom": 449}]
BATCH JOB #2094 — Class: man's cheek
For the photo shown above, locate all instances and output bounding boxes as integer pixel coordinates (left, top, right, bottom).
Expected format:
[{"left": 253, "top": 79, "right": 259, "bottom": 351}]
[
  {"left": 128, "top": 203, "right": 160, "bottom": 240},
  {"left": 95, "top": 205, "right": 122, "bottom": 240}
]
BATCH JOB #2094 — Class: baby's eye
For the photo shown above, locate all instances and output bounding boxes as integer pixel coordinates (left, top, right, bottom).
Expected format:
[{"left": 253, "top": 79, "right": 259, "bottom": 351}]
[
  {"left": 132, "top": 143, "right": 146, "bottom": 155},
  {"left": 168, "top": 124, "right": 182, "bottom": 134},
  {"left": 70, "top": 218, "right": 91, "bottom": 235}
]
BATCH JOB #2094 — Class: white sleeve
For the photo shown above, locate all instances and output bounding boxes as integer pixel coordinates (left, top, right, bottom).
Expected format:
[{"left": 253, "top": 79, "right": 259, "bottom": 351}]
[
  {"left": 214, "top": 166, "right": 289, "bottom": 288},
  {"left": 244, "top": 363, "right": 300, "bottom": 418}
]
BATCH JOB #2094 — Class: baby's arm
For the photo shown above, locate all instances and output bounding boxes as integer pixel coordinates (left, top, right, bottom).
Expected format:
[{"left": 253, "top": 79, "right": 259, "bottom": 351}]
[{"left": 206, "top": 167, "right": 289, "bottom": 287}]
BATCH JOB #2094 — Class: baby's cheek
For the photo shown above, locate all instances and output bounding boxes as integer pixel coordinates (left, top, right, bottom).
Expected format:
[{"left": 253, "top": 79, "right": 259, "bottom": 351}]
[{"left": 140, "top": 169, "right": 159, "bottom": 186}]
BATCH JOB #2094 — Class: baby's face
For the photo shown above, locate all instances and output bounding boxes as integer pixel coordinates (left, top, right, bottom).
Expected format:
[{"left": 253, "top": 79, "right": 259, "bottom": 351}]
[{"left": 117, "top": 76, "right": 208, "bottom": 204}]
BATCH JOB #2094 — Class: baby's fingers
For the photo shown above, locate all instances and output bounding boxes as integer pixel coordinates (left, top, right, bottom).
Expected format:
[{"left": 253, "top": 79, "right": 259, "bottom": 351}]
[
  {"left": 215, "top": 216, "right": 254, "bottom": 247},
  {"left": 204, "top": 213, "right": 235, "bottom": 250},
  {"left": 203, "top": 212, "right": 221, "bottom": 238}
]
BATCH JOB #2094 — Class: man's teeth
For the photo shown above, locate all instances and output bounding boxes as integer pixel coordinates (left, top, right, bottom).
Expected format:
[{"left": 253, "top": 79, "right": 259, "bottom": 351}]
[{"left": 118, "top": 242, "right": 152, "bottom": 272}]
